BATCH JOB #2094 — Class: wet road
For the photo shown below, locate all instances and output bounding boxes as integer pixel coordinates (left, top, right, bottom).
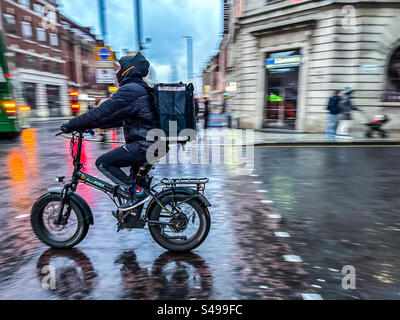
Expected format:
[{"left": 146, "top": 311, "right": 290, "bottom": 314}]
[
  {"left": 0, "top": 122, "right": 398, "bottom": 299},
  {"left": 254, "top": 145, "right": 400, "bottom": 299},
  {"left": 0, "top": 122, "right": 314, "bottom": 300}
]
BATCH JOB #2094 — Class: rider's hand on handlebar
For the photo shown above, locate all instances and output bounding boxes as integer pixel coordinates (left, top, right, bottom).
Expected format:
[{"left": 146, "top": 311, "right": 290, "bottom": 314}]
[{"left": 60, "top": 124, "right": 72, "bottom": 134}]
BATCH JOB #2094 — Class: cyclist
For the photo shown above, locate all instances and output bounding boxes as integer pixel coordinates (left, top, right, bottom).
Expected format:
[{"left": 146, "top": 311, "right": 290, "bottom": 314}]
[{"left": 60, "top": 52, "right": 160, "bottom": 209}]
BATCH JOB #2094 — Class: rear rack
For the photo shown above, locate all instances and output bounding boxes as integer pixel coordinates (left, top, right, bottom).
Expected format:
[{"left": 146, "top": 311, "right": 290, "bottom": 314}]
[{"left": 160, "top": 178, "right": 209, "bottom": 186}]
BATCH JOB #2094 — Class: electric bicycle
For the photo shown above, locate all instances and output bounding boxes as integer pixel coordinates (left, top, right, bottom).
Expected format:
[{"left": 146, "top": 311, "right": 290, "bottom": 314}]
[{"left": 31, "top": 130, "right": 212, "bottom": 252}]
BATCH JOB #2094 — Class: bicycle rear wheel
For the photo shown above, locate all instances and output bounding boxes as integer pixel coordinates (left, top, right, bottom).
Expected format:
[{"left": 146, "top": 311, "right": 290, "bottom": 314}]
[{"left": 148, "top": 198, "right": 211, "bottom": 252}]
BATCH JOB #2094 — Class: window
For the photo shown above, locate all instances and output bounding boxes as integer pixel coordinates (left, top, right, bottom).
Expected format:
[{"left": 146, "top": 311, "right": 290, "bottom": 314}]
[
  {"left": 41, "top": 59, "right": 49, "bottom": 72},
  {"left": 383, "top": 47, "right": 400, "bottom": 102},
  {"left": 26, "top": 55, "right": 36, "bottom": 69},
  {"left": 49, "top": 33, "right": 58, "bottom": 47},
  {"left": 34, "top": 3, "right": 44, "bottom": 16},
  {"left": 37, "top": 27, "right": 46, "bottom": 42},
  {"left": 53, "top": 62, "right": 62, "bottom": 75},
  {"left": 3, "top": 14, "right": 17, "bottom": 34},
  {"left": 19, "top": 0, "right": 30, "bottom": 9},
  {"left": 21, "top": 21, "right": 33, "bottom": 40}
]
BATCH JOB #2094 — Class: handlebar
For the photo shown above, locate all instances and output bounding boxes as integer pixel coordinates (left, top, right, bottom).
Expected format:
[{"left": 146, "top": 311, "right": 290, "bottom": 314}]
[{"left": 55, "top": 129, "right": 95, "bottom": 137}]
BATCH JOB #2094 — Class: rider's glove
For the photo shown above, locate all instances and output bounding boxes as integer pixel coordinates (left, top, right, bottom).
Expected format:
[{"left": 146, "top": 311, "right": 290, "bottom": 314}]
[{"left": 60, "top": 124, "right": 72, "bottom": 134}]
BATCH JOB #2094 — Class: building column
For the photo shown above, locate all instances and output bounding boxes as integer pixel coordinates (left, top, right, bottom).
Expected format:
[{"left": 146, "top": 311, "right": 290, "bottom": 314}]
[
  {"left": 59, "top": 83, "right": 71, "bottom": 117},
  {"left": 36, "top": 83, "right": 49, "bottom": 117}
]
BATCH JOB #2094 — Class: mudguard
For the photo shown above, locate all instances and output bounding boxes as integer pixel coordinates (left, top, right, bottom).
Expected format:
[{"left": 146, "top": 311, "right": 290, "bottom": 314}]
[
  {"left": 46, "top": 188, "right": 94, "bottom": 225},
  {"left": 145, "top": 187, "right": 211, "bottom": 219}
]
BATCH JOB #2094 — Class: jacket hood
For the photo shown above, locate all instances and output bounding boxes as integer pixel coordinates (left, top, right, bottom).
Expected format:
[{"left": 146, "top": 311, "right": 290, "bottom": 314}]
[{"left": 117, "top": 52, "right": 150, "bottom": 86}]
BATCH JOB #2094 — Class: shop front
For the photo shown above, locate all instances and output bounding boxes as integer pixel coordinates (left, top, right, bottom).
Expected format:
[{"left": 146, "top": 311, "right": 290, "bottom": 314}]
[{"left": 264, "top": 50, "right": 301, "bottom": 130}]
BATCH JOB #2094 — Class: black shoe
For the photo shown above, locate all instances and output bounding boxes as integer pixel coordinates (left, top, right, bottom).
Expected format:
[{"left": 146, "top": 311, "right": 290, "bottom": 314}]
[{"left": 119, "top": 191, "right": 150, "bottom": 211}]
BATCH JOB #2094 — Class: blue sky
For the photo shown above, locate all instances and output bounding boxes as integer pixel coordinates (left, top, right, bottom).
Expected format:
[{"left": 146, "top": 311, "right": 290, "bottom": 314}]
[{"left": 59, "top": 0, "right": 222, "bottom": 83}]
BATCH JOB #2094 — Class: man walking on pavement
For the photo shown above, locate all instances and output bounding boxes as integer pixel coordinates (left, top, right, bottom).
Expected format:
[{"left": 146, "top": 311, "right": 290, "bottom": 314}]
[{"left": 326, "top": 90, "right": 341, "bottom": 138}]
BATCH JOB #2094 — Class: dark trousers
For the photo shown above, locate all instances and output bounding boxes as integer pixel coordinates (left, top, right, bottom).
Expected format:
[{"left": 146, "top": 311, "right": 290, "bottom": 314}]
[{"left": 95, "top": 145, "right": 147, "bottom": 189}]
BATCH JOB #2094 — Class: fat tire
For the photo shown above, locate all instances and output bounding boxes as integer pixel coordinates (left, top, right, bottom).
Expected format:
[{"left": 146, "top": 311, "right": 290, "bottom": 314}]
[
  {"left": 31, "top": 194, "right": 89, "bottom": 249},
  {"left": 148, "top": 198, "right": 211, "bottom": 252}
]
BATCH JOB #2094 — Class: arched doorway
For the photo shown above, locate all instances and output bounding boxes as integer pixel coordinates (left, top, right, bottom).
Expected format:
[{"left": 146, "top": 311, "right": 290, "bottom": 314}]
[{"left": 383, "top": 46, "right": 400, "bottom": 102}]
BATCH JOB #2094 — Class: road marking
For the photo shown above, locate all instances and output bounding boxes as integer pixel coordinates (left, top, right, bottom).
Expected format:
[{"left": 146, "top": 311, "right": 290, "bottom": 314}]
[
  {"left": 284, "top": 255, "right": 303, "bottom": 262},
  {"left": 328, "top": 268, "right": 340, "bottom": 272},
  {"left": 249, "top": 174, "right": 259, "bottom": 177},
  {"left": 317, "top": 279, "right": 326, "bottom": 283},
  {"left": 268, "top": 214, "right": 282, "bottom": 219},
  {"left": 257, "top": 145, "right": 400, "bottom": 148},
  {"left": 275, "top": 232, "right": 291, "bottom": 238},
  {"left": 15, "top": 214, "right": 30, "bottom": 219},
  {"left": 257, "top": 190, "right": 269, "bottom": 193},
  {"left": 259, "top": 286, "right": 269, "bottom": 290},
  {"left": 253, "top": 181, "right": 262, "bottom": 184},
  {"left": 261, "top": 200, "right": 274, "bottom": 204},
  {"left": 301, "top": 293, "right": 324, "bottom": 300},
  {"left": 311, "top": 284, "right": 322, "bottom": 289}
]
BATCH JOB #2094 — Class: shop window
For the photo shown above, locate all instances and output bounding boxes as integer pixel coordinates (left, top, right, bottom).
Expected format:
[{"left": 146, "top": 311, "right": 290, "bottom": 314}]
[
  {"left": 21, "top": 21, "right": 33, "bottom": 40},
  {"left": 3, "top": 14, "right": 17, "bottom": 34},
  {"left": 383, "top": 47, "right": 400, "bottom": 102}
]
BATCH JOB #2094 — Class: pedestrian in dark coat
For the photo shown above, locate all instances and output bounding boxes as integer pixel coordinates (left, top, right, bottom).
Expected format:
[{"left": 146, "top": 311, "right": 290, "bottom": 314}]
[
  {"left": 203, "top": 97, "right": 209, "bottom": 129},
  {"left": 61, "top": 52, "right": 160, "bottom": 208},
  {"left": 326, "top": 90, "right": 341, "bottom": 137}
]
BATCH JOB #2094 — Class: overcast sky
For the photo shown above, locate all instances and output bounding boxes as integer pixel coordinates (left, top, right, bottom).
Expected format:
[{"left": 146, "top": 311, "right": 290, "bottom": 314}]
[{"left": 59, "top": 0, "right": 222, "bottom": 83}]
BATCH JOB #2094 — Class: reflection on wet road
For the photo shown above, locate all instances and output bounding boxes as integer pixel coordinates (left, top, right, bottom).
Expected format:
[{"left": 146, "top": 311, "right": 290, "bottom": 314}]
[
  {"left": 2, "top": 122, "right": 398, "bottom": 299},
  {"left": 255, "top": 145, "right": 400, "bottom": 299}
]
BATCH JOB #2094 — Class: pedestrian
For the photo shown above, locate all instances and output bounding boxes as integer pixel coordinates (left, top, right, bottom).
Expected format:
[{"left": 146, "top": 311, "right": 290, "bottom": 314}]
[
  {"left": 203, "top": 97, "right": 209, "bottom": 130},
  {"left": 336, "top": 87, "right": 358, "bottom": 138},
  {"left": 326, "top": 90, "right": 341, "bottom": 137},
  {"left": 194, "top": 97, "right": 200, "bottom": 121}
]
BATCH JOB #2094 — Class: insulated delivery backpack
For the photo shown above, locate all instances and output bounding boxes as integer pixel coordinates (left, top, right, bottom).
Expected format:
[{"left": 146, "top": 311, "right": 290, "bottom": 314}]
[{"left": 152, "top": 82, "right": 197, "bottom": 144}]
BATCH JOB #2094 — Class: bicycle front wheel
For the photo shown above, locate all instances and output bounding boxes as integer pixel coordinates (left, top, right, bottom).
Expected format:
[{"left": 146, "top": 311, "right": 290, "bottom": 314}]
[{"left": 31, "top": 194, "right": 89, "bottom": 249}]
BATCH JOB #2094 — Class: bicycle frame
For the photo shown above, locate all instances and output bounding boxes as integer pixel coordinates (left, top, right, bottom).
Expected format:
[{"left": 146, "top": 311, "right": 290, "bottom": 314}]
[{"left": 56, "top": 131, "right": 209, "bottom": 227}]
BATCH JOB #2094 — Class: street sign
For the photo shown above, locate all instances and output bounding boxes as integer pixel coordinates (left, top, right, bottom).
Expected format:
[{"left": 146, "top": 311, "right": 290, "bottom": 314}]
[
  {"left": 95, "top": 47, "right": 114, "bottom": 61},
  {"left": 96, "top": 61, "right": 115, "bottom": 69},
  {"left": 266, "top": 56, "right": 302, "bottom": 69},
  {"left": 96, "top": 69, "right": 115, "bottom": 84},
  {"left": 95, "top": 47, "right": 115, "bottom": 84}
]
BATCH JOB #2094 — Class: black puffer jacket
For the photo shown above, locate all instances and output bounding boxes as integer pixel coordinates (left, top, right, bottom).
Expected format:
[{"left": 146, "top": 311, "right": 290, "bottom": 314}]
[{"left": 65, "top": 53, "right": 159, "bottom": 152}]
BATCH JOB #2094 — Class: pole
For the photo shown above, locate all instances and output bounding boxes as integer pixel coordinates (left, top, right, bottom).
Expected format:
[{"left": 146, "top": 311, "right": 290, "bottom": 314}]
[
  {"left": 183, "top": 36, "right": 193, "bottom": 82},
  {"left": 98, "top": 0, "right": 107, "bottom": 43},
  {"left": 134, "top": 0, "right": 143, "bottom": 51}
]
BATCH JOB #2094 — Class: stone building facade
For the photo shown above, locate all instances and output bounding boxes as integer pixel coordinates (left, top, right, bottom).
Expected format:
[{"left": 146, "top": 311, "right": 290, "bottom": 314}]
[{"left": 217, "top": 0, "right": 400, "bottom": 132}]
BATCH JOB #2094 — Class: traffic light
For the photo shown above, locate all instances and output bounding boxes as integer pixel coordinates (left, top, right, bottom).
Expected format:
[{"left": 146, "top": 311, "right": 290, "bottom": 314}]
[{"left": 70, "top": 91, "right": 80, "bottom": 115}]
